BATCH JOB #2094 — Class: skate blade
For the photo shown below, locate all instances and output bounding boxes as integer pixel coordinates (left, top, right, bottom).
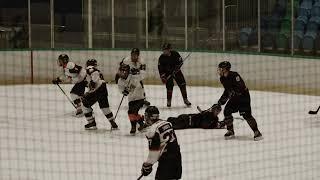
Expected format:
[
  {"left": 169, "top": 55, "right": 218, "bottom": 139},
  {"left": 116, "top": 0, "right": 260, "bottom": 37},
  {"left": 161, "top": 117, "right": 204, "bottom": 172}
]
[
  {"left": 254, "top": 136, "right": 263, "bottom": 141},
  {"left": 224, "top": 135, "right": 235, "bottom": 140},
  {"left": 85, "top": 126, "right": 97, "bottom": 130},
  {"left": 110, "top": 127, "right": 119, "bottom": 131}
]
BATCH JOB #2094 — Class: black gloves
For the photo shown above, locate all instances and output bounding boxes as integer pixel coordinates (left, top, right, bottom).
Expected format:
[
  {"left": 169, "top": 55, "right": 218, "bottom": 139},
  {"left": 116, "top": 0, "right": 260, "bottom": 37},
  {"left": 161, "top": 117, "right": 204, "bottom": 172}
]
[
  {"left": 122, "top": 89, "right": 129, "bottom": 96},
  {"left": 141, "top": 162, "right": 152, "bottom": 176},
  {"left": 52, "top": 77, "right": 62, "bottom": 84}
]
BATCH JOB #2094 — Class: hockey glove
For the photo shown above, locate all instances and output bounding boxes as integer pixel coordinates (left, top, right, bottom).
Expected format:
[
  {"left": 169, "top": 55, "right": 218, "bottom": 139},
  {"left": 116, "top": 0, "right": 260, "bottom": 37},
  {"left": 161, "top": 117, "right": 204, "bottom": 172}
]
[
  {"left": 141, "top": 162, "right": 153, "bottom": 176},
  {"left": 211, "top": 103, "right": 222, "bottom": 116},
  {"left": 122, "top": 89, "right": 129, "bottom": 96},
  {"left": 130, "top": 68, "right": 140, "bottom": 75},
  {"left": 160, "top": 74, "right": 167, "bottom": 84},
  {"left": 52, "top": 77, "right": 62, "bottom": 84}
]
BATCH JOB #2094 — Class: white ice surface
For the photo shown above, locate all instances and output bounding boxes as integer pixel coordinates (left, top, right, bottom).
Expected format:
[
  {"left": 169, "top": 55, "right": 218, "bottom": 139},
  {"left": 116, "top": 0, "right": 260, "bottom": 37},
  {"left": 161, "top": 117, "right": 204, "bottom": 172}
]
[{"left": 0, "top": 84, "right": 320, "bottom": 180}]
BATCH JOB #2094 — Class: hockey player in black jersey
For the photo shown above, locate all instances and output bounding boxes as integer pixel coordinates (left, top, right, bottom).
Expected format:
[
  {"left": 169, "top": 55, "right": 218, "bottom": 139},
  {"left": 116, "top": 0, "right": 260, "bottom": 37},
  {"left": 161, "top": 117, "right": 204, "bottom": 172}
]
[
  {"left": 167, "top": 104, "right": 225, "bottom": 130},
  {"left": 158, "top": 43, "right": 191, "bottom": 107},
  {"left": 215, "top": 61, "right": 263, "bottom": 141},
  {"left": 81, "top": 64, "right": 118, "bottom": 130},
  {"left": 141, "top": 106, "right": 182, "bottom": 180},
  {"left": 52, "top": 54, "right": 86, "bottom": 117}
]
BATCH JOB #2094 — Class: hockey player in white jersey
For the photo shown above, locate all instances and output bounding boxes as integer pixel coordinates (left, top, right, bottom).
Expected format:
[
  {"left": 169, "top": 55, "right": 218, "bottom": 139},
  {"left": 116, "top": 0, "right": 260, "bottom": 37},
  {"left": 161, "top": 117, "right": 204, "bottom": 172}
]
[
  {"left": 117, "top": 63, "right": 147, "bottom": 134},
  {"left": 118, "top": 48, "right": 150, "bottom": 106},
  {"left": 141, "top": 106, "right": 182, "bottom": 180},
  {"left": 82, "top": 61, "right": 118, "bottom": 130},
  {"left": 52, "top": 54, "right": 86, "bottom": 116}
]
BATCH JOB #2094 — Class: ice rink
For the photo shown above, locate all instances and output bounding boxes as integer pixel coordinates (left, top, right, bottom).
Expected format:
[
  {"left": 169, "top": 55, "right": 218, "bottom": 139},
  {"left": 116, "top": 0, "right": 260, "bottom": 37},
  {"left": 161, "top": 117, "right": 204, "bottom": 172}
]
[{"left": 1, "top": 84, "right": 320, "bottom": 180}]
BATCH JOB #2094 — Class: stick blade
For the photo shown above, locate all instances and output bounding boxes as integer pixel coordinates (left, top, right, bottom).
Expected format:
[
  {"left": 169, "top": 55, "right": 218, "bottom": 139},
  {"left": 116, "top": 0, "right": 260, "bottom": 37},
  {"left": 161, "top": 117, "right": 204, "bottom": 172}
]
[{"left": 308, "top": 111, "right": 317, "bottom": 114}]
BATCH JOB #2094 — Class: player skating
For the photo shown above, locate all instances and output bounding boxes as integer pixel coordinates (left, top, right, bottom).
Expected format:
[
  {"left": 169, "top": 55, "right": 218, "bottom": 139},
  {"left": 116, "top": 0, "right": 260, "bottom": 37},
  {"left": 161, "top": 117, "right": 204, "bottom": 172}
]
[
  {"left": 158, "top": 43, "right": 191, "bottom": 107},
  {"left": 82, "top": 59, "right": 118, "bottom": 130},
  {"left": 115, "top": 48, "right": 150, "bottom": 106},
  {"left": 117, "top": 64, "right": 147, "bottom": 135},
  {"left": 52, "top": 54, "right": 86, "bottom": 117},
  {"left": 167, "top": 104, "right": 225, "bottom": 130},
  {"left": 215, "top": 61, "right": 263, "bottom": 141},
  {"left": 140, "top": 106, "right": 182, "bottom": 180}
]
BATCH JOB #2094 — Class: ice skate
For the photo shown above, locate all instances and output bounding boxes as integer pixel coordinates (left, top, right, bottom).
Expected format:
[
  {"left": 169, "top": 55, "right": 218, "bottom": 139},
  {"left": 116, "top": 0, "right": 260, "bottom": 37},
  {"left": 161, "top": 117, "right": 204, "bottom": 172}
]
[
  {"left": 130, "top": 121, "right": 137, "bottom": 135},
  {"left": 109, "top": 120, "right": 119, "bottom": 130},
  {"left": 183, "top": 98, "right": 192, "bottom": 107},
  {"left": 224, "top": 130, "right": 235, "bottom": 140},
  {"left": 167, "top": 99, "right": 172, "bottom": 108},
  {"left": 85, "top": 121, "right": 97, "bottom": 130},
  {"left": 254, "top": 130, "right": 263, "bottom": 141}
]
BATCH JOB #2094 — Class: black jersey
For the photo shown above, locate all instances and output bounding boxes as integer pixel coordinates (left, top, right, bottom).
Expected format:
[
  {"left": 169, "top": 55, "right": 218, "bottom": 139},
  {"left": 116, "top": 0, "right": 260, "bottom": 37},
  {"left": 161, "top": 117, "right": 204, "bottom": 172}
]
[
  {"left": 218, "top": 71, "right": 249, "bottom": 105},
  {"left": 158, "top": 50, "right": 183, "bottom": 75},
  {"left": 167, "top": 111, "right": 223, "bottom": 129}
]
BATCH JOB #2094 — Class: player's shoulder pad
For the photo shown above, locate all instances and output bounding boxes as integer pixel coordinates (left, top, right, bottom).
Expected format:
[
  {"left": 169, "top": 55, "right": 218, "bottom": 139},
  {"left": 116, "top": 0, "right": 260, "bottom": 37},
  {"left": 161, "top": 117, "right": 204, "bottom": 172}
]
[
  {"left": 145, "top": 120, "right": 165, "bottom": 138},
  {"left": 229, "top": 71, "right": 241, "bottom": 80},
  {"left": 171, "top": 50, "right": 180, "bottom": 56},
  {"left": 66, "top": 62, "right": 75, "bottom": 69}
]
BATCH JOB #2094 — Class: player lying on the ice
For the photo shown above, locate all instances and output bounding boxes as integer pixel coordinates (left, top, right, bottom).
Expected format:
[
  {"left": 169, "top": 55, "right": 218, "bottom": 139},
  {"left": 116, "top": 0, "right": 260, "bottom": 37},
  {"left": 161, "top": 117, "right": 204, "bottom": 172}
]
[{"left": 166, "top": 104, "right": 226, "bottom": 130}]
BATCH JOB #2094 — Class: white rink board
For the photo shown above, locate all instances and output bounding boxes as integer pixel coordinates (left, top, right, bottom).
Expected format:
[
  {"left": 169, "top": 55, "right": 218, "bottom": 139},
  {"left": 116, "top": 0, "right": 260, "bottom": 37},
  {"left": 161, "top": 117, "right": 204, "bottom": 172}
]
[
  {"left": 1, "top": 84, "right": 320, "bottom": 180},
  {"left": 0, "top": 50, "right": 320, "bottom": 91}
]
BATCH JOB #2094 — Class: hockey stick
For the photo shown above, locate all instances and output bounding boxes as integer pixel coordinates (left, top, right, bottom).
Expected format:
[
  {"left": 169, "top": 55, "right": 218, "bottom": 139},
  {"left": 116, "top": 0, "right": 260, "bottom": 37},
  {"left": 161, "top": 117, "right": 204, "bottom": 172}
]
[
  {"left": 196, "top": 105, "right": 245, "bottom": 121},
  {"left": 308, "top": 105, "right": 320, "bottom": 114},
  {"left": 137, "top": 174, "right": 143, "bottom": 180},
  {"left": 55, "top": 83, "right": 77, "bottom": 109},
  {"left": 114, "top": 74, "right": 133, "bottom": 121},
  {"left": 166, "top": 52, "right": 192, "bottom": 80}
]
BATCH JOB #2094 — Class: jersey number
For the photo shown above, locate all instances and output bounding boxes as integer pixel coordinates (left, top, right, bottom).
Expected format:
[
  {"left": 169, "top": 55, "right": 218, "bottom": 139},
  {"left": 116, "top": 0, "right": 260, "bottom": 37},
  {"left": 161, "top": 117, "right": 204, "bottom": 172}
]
[{"left": 162, "top": 129, "right": 177, "bottom": 143}]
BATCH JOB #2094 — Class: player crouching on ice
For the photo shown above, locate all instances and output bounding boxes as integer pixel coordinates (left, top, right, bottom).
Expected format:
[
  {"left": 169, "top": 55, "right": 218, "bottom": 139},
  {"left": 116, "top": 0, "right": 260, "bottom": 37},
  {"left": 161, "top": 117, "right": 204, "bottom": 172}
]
[
  {"left": 81, "top": 59, "right": 118, "bottom": 130},
  {"left": 117, "top": 64, "right": 147, "bottom": 134},
  {"left": 167, "top": 104, "right": 225, "bottom": 130},
  {"left": 140, "top": 106, "right": 182, "bottom": 180},
  {"left": 52, "top": 54, "right": 86, "bottom": 117}
]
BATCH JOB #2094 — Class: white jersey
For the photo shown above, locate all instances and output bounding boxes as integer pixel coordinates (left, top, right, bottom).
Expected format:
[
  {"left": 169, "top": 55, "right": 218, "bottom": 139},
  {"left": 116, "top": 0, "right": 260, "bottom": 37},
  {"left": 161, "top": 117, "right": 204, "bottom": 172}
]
[
  {"left": 118, "top": 74, "right": 145, "bottom": 102},
  {"left": 144, "top": 120, "right": 179, "bottom": 164},
  {"left": 85, "top": 66, "right": 105, "bottom": 92},
  {"left": 58, "top": 62, "right": 86, "bottom": 84},
  {"left": 122, "top": 56, "right": 146, "bottom": 80}
]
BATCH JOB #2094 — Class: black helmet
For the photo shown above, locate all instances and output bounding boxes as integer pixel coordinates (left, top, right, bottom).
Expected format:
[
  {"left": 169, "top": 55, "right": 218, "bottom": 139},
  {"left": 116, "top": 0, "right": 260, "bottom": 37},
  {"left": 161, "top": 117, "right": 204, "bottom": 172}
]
[
  {"left": 86, "top": 59, "right": 97, "bottom": 67},
  {"left": 145, "top": 106, "right": 160, "bottom": 125},
  {"left": 218, "top": 61, "right": 231, "bottom": 70},
  {"left": 162, "top": 43, "right": 172, "bottom": 50},
  {"left": 58, "top": 54, "right": 69, "bottom": 64},
  {"left": 131, "top": 48, "right": 140, "bottom": 56}
]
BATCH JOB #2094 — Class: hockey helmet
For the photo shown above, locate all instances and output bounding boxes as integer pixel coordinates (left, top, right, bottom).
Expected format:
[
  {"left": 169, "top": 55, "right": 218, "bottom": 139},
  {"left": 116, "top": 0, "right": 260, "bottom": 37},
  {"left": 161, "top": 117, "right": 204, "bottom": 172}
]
[
  {"left": 86, "top": 59, "right": 98, "bottom": 67},
  {"left": 162, "top": 43, "right": 172, "bottom": 50},
  {"left": 119, "top": 64, "right": 130, "bottom": 79},
  {"left": 58, "top": 54, "right": 69, "bottom": 66},
  {"left": 131, "top": 48, "right": 140, "bottom": 56},
  {"left": 218, "top": 61, "right": 231, "bottom": 70},
  {"left": 145, "top": 106, "right": 160, "bottom": 125}
]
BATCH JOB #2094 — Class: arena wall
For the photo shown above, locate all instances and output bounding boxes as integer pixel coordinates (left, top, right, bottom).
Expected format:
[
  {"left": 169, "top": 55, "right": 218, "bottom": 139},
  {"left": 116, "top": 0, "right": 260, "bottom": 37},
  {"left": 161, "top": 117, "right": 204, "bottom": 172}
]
[{"left": 1, "top": 50, "right": 320, "bottom": 95}]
